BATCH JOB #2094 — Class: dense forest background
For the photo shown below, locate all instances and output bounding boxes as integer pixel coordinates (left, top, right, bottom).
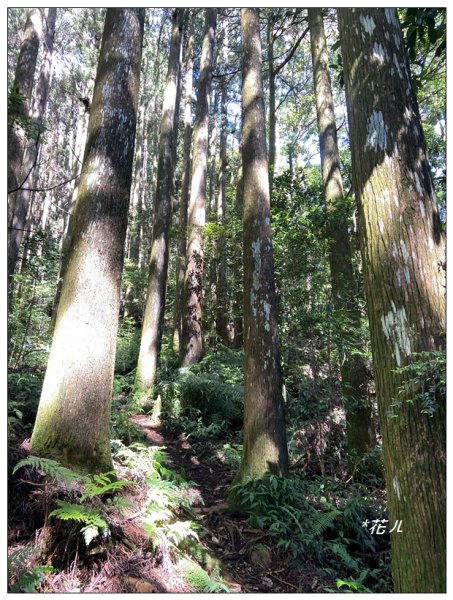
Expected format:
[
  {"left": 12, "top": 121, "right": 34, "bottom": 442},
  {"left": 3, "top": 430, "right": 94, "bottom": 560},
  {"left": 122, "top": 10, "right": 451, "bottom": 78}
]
[{"left": 7, "top": 7, "right": 446, "bottom": 593}]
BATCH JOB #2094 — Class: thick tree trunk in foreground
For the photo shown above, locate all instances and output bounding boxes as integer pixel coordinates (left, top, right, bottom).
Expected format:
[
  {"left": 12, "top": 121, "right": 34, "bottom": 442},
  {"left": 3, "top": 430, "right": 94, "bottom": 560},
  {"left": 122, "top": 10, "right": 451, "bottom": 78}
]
[
  {"left": 180, "top": 9, "right": 217, "bottom": 366},
  {"left": 8, "top": 8, "right": 43, "bottom": 287},
  {"left": 31, "top": 8, "right": 144, "bottom": 474},
  {"left": 234, "top": 8, "right": 289, "bottom": 485},
  {"left": 339, "top": 8, "right": 445, "bottom": 592},
  {"left": 308, "top": 8, "right": 375, "bottom": 459},
  {"left": 173, "top": 24, "right": 194, "bottom": 355},
  {"left": 135, "top": 9, "right": 184, "bottom": 397},
  {"left": 8, "top": 8, "right": 57, "bottom": 289}
]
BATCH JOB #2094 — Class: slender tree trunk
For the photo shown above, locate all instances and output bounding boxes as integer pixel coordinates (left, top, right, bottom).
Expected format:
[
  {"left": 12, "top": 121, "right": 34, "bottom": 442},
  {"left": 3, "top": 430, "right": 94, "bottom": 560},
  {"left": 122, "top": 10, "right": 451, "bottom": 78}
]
[
  {"left": 8, "top": 8, "right": 43, "bottom": 288},
  {"left": 233, "top": 8, "right": 289, "bottom": 486},
  {"left": 215, "top": 24, "right": 230, "bottom": 344},
  {"left": 308, "top": 8, "right": 375, "bottom": 459},
  {"left": 338, "top": 8, "right": 445, "bottom": 592},
  {"left": 50, "top": 102, "right": 89, "bottom": 333},
  {"left": 31, "top": 8, "right": 145, "bottom": 474},
  {"left": 180, "top": 9, "right": 217, "bottom": 367},
  {"left": 172, "top": 22, "right": 194, "bottom": 355},
  {"left": 267, "top": 13, "right": 276, "bottom": 192},
  {"left": 135, "top": 9, "right": 184, "bottom": 396},
  {"left": 123, "top": 103, "right": 146, "bottom": 322},
  {"left": 9, "top": 9, "right": 57, "bottom": 283},
  {"left": 231, "top": 158, "right": 244, "bottom": 349},
  {"left": 128, "top": 104, "right": 145, "bottom": 264},
  {"left": 207, "top": 87, "right": 219, "bottom": 222}
]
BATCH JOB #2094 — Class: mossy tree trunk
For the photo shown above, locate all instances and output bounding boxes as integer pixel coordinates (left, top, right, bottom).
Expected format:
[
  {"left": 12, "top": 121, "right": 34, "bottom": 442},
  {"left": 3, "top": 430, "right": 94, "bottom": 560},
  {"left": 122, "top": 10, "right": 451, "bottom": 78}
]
[
  {"left": 173, "top": 20, "right": 194, "bottom": 355},
  {"left": 308, "top": 8, "right": 376, "bottom": 459},
  {"left": 234, "top": 8, "right": 289, "bottom": 485},
  {"left": 180, "top": 9, "right": 217, "bottom": 367},
  {"left": 135, "top": 9, "right": 184, "bottom": 397},
  {"left": 8, "top": 7, "right": 43, "bottom": 289},
  {"left": 338, "top": 8, "right": 445, "bottom": 592},
  {"left": 31, "top": 8, "right": 145, "bottom": 474}
]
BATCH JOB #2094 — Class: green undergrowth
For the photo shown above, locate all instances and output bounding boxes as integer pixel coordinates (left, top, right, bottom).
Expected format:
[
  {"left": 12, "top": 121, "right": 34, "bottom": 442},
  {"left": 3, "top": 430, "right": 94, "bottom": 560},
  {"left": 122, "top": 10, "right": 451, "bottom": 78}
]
[
  {"left": 229, "top": 473, "right": 391, "bottom": 592},
  {"left": 8, "top": 369, "right": 44, "bottom": 441},
  {"left": 157, "top": 346, "right": 244, "bottom": 428},
  {"left": 9, "top": 440, "right": 230, "bottom": 592}
]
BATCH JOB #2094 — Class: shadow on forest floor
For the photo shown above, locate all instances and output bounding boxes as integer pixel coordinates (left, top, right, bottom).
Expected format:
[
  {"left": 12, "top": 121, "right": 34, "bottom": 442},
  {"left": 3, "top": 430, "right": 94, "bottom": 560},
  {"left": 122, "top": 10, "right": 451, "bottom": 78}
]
[{"left": 128, "top": 413, "right": 331, "bottom": 593}]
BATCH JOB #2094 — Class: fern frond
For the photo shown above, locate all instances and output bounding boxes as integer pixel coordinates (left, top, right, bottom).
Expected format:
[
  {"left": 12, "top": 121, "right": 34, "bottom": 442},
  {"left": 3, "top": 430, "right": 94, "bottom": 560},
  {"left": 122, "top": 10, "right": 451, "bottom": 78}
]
[
  {"left": 80, "top": 471, "right": 132, "bottom": 501},
  {"left": 13, "top": 456, "right": 83, "bottom": 491},
  {"left": 50, "top": 499, "right": 108, "bottom": 530},
  {"left": 311, "top": 508, "right": 341, "bottom": 536},
  {"left": 328, "top": 541, "right": 359, "bottom": 570}
]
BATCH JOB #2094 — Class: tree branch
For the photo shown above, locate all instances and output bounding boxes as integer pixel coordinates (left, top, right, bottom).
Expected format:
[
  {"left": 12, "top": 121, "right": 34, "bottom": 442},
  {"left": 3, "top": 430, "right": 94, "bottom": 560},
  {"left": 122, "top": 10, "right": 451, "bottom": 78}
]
[
  {"left": 274, "top": 26, "right": 309, "bottom": 75},
  {"left": 8, "top": 171, "right": 83, "bottom": 196}
]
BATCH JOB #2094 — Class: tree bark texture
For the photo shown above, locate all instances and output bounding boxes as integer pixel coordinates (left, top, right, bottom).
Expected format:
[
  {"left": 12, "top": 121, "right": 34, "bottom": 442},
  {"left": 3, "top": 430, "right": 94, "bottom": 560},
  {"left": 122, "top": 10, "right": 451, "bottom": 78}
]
[
  {"left": 172, "top": 22, "right": 194, "bottom": 355},
  {"left": 135, "top": 8, "right": 184, "bottom": 395},
  {"left": 338, "top": 8, "right": 445, "bottom": 592},
  {"left": 8, "top": 8, "right": 43, "bottom": 287},
  {"left": 180, "top": 9, "right": 217, "bottom": 366},
  {"left": 235, "top": 8, "right": 289, "bottom": 484},
  {"left": 8, "top": 8, "right": 57, "bottom": 289},
  {"left": 308, "top": 7, "right": 376, "bottom": 458},
  {"left": 31, "top": 8, "right": 145, "bottom": 474}
]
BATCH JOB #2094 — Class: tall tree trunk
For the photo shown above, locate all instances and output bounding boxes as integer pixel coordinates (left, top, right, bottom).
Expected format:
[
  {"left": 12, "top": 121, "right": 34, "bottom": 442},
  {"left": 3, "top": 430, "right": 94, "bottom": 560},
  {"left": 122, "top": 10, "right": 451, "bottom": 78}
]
[
  {"left": 8, "top": 8, "right": 43, "bottom": 288},
  {"left": 215, "top": 22, "right": 230, "bottom": 344},
  {"left": 31, "top": 8, "right": 145, "bottom": 474},
  {"left": 128, "top": 104, "right": 146, "bottom": 264},
  {"left": 9, "top": 9, "right": 57, "bottom": 284},
  {"left": 50, "top": 101, "right": 89, "bottom": 333},
  {"left": 308, "top": 8, "right": 375, "bottom": 459},
  {"left": 233, "top": 8, "right": 289, "bottom": 486},
  {"left": 338, "top": 8, "right": 445, "bottom": 593},
  {"left": 207, "top": 87, "right": 219, "bottom": 222},
  {"left": 231, "top": 158, "right": 244, "bottom": 349},
  {"left": 172, "top": 21, "right": 194, "bottom": 355},
  {"left": 180, "top": 9, "right": 217, "bottom": 367},
  {"left": 135, "top": 9, "right": 184, "bottom": 396},
  {"left": 124, "top": 102, "right": 146, "bottom": 322},
  {"left": 267, "top": 13, "right": 276, "bottom": 192}
]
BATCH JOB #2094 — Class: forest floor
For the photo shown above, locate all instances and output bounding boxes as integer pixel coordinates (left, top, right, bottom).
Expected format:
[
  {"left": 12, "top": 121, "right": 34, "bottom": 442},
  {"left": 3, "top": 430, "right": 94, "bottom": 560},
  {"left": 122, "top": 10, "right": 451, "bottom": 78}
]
[
  {"left": 8, "top": 412, "right": 331, "bottom": 593},
  {"left": 130, "top": 414, "right": 330, "bottom": 593}
]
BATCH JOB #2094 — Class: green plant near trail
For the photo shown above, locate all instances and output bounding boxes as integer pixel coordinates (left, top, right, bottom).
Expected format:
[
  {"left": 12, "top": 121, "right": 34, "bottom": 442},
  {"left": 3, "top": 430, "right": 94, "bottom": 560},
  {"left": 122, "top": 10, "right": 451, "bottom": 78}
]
[
  {"left": 324, "top": 571, "right": 373, "bottom": 592},
  {"left": 157, "top": 347, "right": 244, "bottom": 427},
  {"left": 115, "top": 317, "right": 141, "bottom": 375},
  {"left": 13, "top": 455, "right": 83, "bottom": 490},
  {"left": 112, "top": 440, "right": 200, "bottom": 551},
  {"left": 111, "top": 373, "right": 144, "bottom": 444},
  {"left": 179, "top": 559, "right": 232, "bottom": 593},
  {"left": 8, "top": 369, "right": 44, "bottom": 437},
  {"left": 8, "top": 547, "right": 55, "bottom": 593},
  {"left": 13, "top": 456, "right": 133, "bottom": 547},
  {"left": 230, "top": 474, "right": 391, "bottom": 592}
]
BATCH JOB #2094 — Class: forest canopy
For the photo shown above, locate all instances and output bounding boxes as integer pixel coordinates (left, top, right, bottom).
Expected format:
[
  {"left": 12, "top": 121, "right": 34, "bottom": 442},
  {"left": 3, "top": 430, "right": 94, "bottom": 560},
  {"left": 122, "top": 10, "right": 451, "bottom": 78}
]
[{"left": 7, "top": 7, "right": 446, "bottom": 594}]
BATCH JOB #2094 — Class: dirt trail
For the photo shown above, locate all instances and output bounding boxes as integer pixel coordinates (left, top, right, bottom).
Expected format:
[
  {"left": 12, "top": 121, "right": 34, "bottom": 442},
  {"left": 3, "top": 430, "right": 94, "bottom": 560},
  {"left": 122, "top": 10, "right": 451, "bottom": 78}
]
[{"left": 130, "top": 414, "right": 321, "bottom": 593}]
